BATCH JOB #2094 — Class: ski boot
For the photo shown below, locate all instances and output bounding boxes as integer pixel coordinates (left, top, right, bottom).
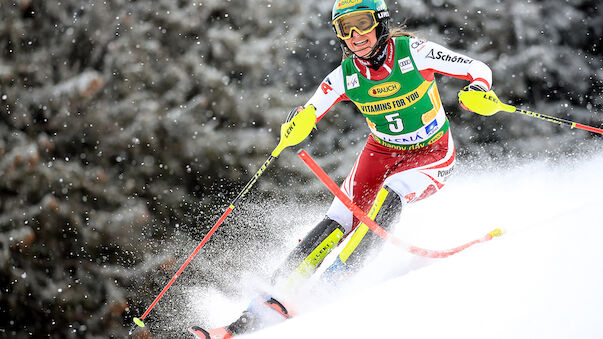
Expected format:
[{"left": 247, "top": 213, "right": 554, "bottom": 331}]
[{"left": 320, "top": 257, "right": 353, "bottom": 286}]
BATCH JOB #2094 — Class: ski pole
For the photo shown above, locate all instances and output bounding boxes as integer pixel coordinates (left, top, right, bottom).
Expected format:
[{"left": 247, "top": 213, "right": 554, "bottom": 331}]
[
  {"left": 511, "top": 108, "right": 603, "bottom": 134},
  {"left": 296, "top": 149, "right": 502, "bottom": 259},
  {"left": 130, "top": 107, "right": 316, "bottom": 333},
  {"left": 458, "top": 90, "right": 603, "bottom": 135}
]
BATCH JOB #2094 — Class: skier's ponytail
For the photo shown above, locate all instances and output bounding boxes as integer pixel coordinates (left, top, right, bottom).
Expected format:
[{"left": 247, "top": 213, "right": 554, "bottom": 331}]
[{"left": 388, "top": 26, "right": 415, "bottom": 39}]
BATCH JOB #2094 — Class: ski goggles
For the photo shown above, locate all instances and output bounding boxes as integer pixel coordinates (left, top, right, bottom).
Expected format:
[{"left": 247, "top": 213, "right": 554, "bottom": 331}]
[{"left": 332, "top": 10, "right": 379, "bottom": 40}]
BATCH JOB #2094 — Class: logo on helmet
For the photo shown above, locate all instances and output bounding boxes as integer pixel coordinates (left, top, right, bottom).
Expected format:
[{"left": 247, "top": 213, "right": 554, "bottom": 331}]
[
  {"left": 336, "top": 0, "right": 362, "bottom": 9},
  {"left": 368, "top": 82, "right": 401, "bottom": 98},
  {"left": 376, "top": 11, "right": 389, "bottom": 19}
]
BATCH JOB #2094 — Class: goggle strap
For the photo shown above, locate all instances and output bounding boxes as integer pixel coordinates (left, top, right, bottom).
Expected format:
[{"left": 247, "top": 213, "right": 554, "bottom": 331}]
[{"left": 333, "top": 11, "right": 379, "bottom": 40}]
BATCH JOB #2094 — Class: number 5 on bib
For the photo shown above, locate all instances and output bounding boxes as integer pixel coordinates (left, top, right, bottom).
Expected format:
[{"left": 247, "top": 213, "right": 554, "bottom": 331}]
[{"left": 385, "top": 113, "right": 404, "bottom": 133}]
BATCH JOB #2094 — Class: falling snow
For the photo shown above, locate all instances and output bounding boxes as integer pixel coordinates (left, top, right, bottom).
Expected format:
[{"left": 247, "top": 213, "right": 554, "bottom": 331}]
[{"left": 0, "top": 0, "right": 601, "bottom": 338}]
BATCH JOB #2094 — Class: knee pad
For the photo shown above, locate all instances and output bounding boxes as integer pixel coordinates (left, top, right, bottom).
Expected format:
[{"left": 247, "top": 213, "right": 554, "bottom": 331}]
[
  {"left": 337, "top": 185, "right": 402, "bottom": 271},
  {"left": 272, "top": 217, "right": 346, "bottom": 289}
]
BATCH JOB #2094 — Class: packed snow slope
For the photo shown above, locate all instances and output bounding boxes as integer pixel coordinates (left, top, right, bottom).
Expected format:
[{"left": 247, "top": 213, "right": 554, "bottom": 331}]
[{"left": 239, "top": 145, "right": 603, "bottom": 339}]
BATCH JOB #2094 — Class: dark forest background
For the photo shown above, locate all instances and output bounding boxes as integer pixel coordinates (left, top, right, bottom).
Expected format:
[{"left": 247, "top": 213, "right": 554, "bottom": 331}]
[{"left": 1, "top": 0, "right": 601, "bottom": 337}]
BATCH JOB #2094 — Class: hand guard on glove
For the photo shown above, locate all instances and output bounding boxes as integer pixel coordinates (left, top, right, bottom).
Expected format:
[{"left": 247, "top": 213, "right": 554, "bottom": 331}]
[
  {"left": 457, "top": 81, "right": 506, "bottom": 116},
  {"left": 271, "top": 105, "right": 317, "bottom": 157},
  {"left": 459, "top": 82, "right": 489, "bottom": 112}
]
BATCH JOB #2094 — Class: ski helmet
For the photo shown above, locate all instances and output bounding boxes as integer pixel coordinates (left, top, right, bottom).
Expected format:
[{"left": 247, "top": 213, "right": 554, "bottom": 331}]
[
  {"left": 332, "top": 0, "right": 390, "bottom": 23},
  {"left": 331, "top": 0, "right": 391, "bottom": 58}
]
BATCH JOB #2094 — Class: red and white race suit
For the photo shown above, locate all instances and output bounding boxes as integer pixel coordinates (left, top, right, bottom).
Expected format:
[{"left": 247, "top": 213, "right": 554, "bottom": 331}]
[{"left": 305, "top": 37, "right": 492, "bottom": 234}]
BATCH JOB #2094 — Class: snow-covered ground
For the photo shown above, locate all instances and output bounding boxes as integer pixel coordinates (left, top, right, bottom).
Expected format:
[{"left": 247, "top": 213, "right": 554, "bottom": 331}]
[{"left": 183, "top": 141, "right": 603, "bottom": 339}]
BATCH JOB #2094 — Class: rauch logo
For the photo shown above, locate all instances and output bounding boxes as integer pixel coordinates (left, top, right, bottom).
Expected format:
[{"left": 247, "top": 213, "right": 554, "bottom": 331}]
[
  {"left": 337, "top": 0, "right": 362, "bottom": 9},
  {"left": 369, "top": 82, "right": 401, "bottom": 98}
]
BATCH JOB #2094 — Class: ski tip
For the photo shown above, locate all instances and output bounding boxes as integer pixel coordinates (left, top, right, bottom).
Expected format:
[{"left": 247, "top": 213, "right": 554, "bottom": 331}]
[
  {"left": 133, "top": 317, "right": 145, "bottom": 328},
  {"left": 188, "top": 326, "right": 211, "bottom": 339},
  {"left": 488, "top": 228, "right": 503, "bottom": 238}
]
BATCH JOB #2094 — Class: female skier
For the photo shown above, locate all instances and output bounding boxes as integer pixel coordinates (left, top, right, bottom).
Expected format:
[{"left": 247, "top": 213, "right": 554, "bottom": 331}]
[{"left": 190, "top": 0, "right": 492, "bottom": 337}]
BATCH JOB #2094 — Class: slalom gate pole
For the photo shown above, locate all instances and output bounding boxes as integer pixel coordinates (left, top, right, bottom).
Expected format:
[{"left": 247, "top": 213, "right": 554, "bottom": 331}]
[
  {"left": 296, "top": 149, "right": 502, "bottom": 259},
  {"left": 130, "top": 107, "right": 317, "bottom": 333}
]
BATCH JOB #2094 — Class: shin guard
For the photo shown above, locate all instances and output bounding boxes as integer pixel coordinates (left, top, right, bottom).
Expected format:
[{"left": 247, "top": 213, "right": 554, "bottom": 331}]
[
  {"left": 324, "top": 185, "right": 402, "bottom": 282},
  {"left": 272, "top": 218, "right": 345, "bottom": 289}
]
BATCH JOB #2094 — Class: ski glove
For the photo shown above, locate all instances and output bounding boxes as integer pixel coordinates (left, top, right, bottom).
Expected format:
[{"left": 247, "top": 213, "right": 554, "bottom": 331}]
[
  {"left": 458, "top": 87, "right": 510, "bottom": 117},
  {"left": 271, "top": 105, "right": 317, "bottom": 157},
  {"left": 286, "top": 106, "right": 303, "bottom": 123},
  {"left": 463, "top": 82, "right": 489, "bottom": 93},
  {"left": 283, "top": 105, "right": 316, "bottom": 138}
]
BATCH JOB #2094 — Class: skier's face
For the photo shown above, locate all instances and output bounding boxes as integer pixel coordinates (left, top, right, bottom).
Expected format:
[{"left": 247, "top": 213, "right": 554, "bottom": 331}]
[{"left": 344, "top": 28, "right": 377, "bottom": 58}]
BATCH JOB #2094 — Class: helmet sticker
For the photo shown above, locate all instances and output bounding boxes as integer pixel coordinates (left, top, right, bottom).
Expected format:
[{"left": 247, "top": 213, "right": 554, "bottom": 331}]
[{"left": 336, "top": 0, "right": 363, "bottom": 9}]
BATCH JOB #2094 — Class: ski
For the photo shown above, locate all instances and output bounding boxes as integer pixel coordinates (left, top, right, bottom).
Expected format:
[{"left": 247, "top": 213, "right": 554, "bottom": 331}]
[
  {"left": 189, "top": 326, "right": 232, "bottom": 339},
  {"left": 189, "top": 295, "right": 292, "bottom": 338}
]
